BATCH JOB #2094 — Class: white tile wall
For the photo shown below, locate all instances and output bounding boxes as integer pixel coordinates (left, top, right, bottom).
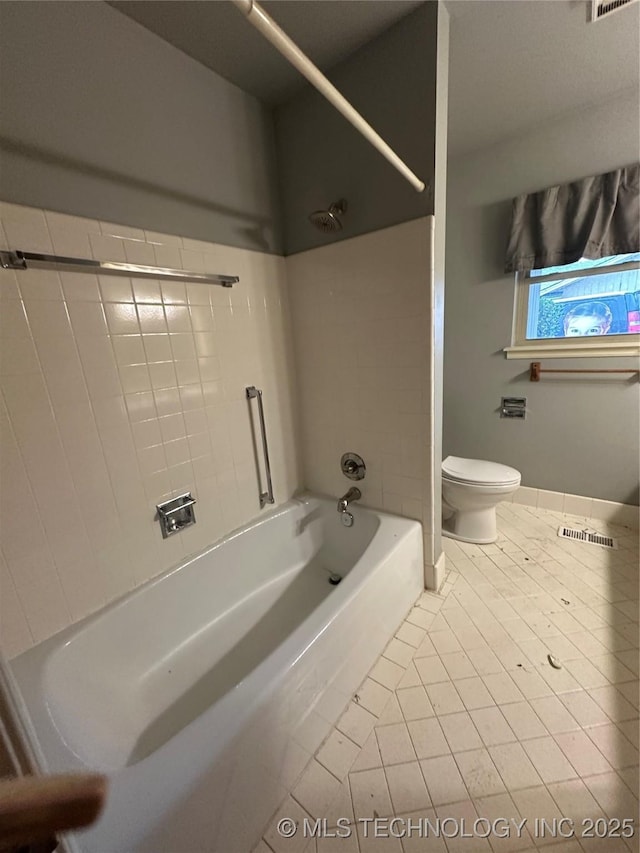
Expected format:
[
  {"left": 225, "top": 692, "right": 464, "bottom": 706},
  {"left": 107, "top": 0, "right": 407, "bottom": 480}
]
[
  {"left": 286, "top": 218, "right": 435, "bottom": 582},
  {"left": 0, "top": 201, "right": 301, "bottom": 657}
]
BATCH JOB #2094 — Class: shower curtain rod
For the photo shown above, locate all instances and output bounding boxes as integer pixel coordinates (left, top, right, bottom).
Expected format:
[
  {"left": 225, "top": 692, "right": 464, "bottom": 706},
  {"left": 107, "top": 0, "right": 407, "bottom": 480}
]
[{"left": 231, "top": 0, "right": 426, "bottom": 194}]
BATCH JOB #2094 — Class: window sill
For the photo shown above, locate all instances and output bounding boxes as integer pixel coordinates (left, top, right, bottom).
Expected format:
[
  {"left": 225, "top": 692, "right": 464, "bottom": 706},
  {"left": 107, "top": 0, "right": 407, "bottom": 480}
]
[{"left": 504, "top": 341, "right": 640, "bottom": 359}]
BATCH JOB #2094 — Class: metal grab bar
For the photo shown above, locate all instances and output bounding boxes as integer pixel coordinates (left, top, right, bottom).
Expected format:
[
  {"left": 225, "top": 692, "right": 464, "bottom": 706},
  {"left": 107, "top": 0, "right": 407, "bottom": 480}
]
[
  {"left": 246, "top": 386, "right": 274, "bottom": 508},
  {"left": 0, "top": 250, "right": 239, "bottom": 288}
]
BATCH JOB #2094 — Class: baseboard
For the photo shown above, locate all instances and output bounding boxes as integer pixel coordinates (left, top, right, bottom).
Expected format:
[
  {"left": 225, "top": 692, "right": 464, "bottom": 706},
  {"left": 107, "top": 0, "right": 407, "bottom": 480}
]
[
  {"left": 423, "top": 557, "right": 445, "bottom": 591},
  {"left": 505, "top": 486, "right": 639, "bottom": 530},
  {"left": 433, "top": 551, "right": 446, "bottom": 591}
]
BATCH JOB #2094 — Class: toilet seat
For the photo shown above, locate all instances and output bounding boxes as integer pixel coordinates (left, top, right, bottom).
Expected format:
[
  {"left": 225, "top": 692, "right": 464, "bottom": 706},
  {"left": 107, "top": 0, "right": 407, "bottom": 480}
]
[{"left": 442, "top": 456, "right": 520, "bottom": 488}]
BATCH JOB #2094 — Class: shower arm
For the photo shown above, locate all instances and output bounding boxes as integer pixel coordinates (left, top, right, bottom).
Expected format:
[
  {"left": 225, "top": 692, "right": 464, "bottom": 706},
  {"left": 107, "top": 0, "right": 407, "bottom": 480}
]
[{"left": 231, "top": 0, "right": 426, "bottom": 194}]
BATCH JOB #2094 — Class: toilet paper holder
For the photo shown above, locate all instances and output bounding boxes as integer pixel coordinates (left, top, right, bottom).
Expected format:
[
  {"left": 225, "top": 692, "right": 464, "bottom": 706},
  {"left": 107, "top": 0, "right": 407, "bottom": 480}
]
[{"left": 500, "top": 397, "right": 526, "bottom": 419}]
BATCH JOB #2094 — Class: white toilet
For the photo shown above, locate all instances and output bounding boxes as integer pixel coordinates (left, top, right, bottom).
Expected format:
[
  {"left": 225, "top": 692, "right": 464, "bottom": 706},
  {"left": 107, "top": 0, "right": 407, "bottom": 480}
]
[{"left": 442, "top": 456, "right": 521, "bottom": 544}]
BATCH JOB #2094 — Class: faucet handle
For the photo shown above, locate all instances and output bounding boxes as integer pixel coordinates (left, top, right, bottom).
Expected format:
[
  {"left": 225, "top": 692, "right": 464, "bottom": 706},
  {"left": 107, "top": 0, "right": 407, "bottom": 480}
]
[{"left": 341, "top": 452, "right": 366, "bottom": 481}]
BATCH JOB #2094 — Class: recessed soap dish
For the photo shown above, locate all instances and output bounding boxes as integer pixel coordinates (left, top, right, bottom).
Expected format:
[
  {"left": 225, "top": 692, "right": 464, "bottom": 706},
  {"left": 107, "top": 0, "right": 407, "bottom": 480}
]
[{"left": 156, "top": 493, "right": 197, "bottom": 538}]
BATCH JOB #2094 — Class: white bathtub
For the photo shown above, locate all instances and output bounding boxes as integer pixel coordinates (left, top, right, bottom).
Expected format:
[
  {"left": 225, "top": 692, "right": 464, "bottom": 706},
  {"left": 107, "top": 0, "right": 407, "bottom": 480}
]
[{"left": 7, "top": 494, "right": 423, "bottom": 853}]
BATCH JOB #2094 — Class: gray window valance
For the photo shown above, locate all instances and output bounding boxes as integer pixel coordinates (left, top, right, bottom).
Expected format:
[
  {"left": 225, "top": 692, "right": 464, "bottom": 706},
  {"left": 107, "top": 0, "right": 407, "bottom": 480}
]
[{"left": 504, "top": 163, "right": 640, "bottom": 274}]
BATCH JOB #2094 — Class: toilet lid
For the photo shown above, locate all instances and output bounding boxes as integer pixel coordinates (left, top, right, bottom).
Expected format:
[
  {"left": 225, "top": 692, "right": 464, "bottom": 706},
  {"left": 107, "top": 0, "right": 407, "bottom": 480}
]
[{"left": 442, "top": 456, "right": 521, "bottom": 487}]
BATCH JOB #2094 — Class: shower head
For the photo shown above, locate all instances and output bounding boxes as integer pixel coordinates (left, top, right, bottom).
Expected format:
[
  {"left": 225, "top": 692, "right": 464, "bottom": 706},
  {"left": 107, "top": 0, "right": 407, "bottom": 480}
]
[{"left": 309, "top": 199, "right": 347, "bottom": 233}]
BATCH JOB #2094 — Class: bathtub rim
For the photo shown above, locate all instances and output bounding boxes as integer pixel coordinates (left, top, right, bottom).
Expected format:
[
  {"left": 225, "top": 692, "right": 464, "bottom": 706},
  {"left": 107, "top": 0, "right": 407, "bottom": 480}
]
[{"left": 10, "top": 492, "right": 420, "bottom": 665}]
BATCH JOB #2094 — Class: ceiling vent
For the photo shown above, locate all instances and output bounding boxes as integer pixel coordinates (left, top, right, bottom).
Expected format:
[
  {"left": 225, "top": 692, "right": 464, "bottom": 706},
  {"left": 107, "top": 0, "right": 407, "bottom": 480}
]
[{"left": 590, "top": 0, "right": 639, "bottom": 21}]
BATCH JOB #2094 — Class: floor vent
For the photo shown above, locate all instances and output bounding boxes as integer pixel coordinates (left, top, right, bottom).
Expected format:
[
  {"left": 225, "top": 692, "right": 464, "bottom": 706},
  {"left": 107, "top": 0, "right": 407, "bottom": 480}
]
[
  {"left": 558, "top": 526, "right": 617, "bottom": 549},
  {"left": 590, "top": 0, "right": 639, "bottom": 21}
]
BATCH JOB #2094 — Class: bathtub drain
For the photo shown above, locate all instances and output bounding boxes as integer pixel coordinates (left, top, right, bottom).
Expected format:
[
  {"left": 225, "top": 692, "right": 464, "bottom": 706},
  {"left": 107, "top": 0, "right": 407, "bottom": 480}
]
[{"left": 328, "top": 573, "right": 342, "bottom": 586}]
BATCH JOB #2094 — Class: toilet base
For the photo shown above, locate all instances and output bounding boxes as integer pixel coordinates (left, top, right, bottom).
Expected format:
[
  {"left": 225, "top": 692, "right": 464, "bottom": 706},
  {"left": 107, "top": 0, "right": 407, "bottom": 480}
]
[{"left": 442, "top": 506, "right": 498, "bottom": 545}]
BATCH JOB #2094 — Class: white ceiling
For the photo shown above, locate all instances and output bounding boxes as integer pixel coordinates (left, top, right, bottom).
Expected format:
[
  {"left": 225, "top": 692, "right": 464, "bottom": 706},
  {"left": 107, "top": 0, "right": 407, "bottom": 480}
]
[
  {"left": 447, "top": 0, "right": 640, "bottom": 156},
  {"left": 110, "top": 0, "right": 640, "bottom": 155}
]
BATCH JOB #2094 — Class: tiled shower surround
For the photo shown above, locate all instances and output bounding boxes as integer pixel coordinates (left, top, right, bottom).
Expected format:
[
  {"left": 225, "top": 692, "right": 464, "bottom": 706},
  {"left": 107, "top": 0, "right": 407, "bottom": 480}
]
[
  {"left": 287, "top": 218, "right": 437, "bottom": 585},
  {"left": 0, "top": 204, "right": 438, "bottom": 657},
  {"left": 0, "top": 201, "right": 301, "bottom": 656}
]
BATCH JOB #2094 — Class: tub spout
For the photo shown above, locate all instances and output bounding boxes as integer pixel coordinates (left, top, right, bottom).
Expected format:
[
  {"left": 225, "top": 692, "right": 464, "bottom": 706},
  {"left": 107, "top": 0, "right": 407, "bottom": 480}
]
[{"left": 337, "top": 487, "right": 361, "bottom": 513}]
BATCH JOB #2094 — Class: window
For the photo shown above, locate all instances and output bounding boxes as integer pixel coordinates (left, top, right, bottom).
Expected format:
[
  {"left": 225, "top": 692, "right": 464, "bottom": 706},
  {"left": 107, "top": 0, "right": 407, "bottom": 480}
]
[{"left": 506, "top": 253, "right": 640, "bottom": 358}]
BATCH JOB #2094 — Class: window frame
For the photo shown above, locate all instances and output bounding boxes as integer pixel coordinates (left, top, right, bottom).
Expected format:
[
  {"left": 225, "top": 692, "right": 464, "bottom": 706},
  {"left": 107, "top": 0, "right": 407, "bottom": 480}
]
[{"left": 505, "top": 256, "right": 640, "bottom": 359}]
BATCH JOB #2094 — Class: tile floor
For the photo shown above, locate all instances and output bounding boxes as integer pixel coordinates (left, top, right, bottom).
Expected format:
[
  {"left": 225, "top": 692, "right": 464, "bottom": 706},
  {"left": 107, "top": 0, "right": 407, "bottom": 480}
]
[{"left": 257, "top": 502, "right": 639, "bottom": 853}]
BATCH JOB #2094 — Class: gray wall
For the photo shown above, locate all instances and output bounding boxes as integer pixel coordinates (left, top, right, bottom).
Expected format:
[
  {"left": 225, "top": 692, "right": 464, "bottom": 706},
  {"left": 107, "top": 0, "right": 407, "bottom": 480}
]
[
  {"left": 0, "top": 1, "right": 282, "bottom": 253},
  {"left": 443, "top": 90, "right": 640, "bottom": 506},
  {"left": 274, "top": 2, "right": 437, "bottom": 256}
]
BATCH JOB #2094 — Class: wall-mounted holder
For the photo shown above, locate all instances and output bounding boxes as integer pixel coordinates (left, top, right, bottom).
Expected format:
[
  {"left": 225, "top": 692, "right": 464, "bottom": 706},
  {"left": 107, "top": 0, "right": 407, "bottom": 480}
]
[
  {"left": 500, "top": 397, "right": 527, "bottom": 419},
  {"left": 530, "top": 361, "right": 640, "bottom": 381},
  {"left": 341, "top": 452, "right": 366, "bottom": 481},
  {"left": 156, "top": 493, "right": 197, "bottom": 538}
]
